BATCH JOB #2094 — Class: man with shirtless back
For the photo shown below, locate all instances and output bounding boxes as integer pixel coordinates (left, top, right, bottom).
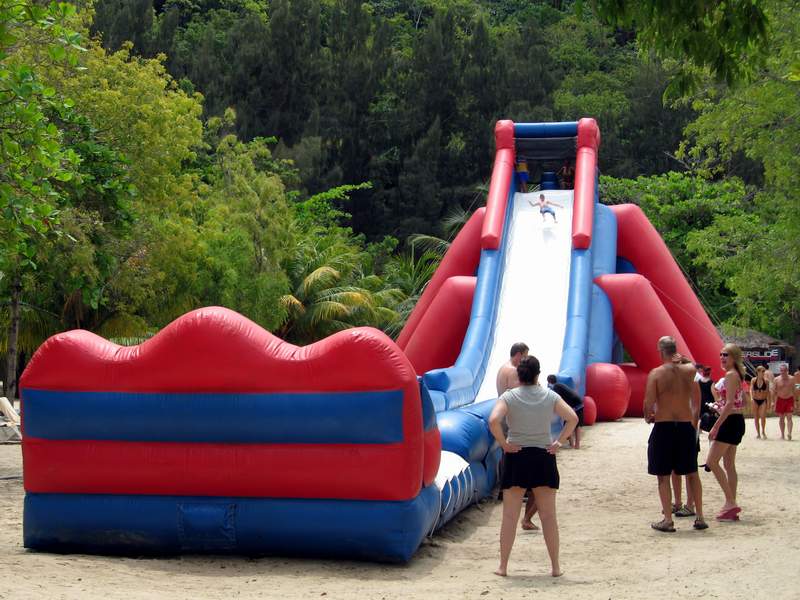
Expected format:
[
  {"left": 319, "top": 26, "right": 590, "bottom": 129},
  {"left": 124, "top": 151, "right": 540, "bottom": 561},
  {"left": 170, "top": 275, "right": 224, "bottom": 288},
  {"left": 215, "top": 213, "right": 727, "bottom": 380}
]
[
  {"left": 644, "top": 336, "right": 707, "bottom": 532},
  {"left": 496, "top": 343, "right": 528, "bottom": 396},
  {"left": 774, "top": 364, "right": 794, "bottom": 440}
]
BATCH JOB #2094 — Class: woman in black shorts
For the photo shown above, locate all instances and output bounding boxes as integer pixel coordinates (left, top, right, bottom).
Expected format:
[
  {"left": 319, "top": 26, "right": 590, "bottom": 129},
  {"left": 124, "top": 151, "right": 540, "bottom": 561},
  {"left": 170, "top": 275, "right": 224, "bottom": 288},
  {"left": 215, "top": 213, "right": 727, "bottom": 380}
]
[
  {"left": 750, "top": 366, "right": 770, "bottom": 439},
  {"left": 488, "top": 356, "right": 578, "bottom": 577},
  {"left": 706, "top": 343, "right": 746, "bottom": 521}
]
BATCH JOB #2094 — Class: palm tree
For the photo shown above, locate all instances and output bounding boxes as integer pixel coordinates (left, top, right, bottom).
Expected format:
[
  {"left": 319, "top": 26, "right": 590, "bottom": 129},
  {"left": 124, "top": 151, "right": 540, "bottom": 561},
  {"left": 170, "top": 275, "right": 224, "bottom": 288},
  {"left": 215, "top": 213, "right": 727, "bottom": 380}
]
[{"left": 276, "top": 228, "right": 400, "bottom": 344}]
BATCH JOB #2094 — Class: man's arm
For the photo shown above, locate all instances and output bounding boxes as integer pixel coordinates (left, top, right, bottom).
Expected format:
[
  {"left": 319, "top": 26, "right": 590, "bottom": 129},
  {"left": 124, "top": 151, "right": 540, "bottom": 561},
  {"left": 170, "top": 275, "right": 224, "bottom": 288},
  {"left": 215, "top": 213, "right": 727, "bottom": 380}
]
[
  {"left": 489, "top": 397, "right": 520, "bottom": 453},
  {"left": 644, "top": 370, "right": 658, "bottom": 423}
]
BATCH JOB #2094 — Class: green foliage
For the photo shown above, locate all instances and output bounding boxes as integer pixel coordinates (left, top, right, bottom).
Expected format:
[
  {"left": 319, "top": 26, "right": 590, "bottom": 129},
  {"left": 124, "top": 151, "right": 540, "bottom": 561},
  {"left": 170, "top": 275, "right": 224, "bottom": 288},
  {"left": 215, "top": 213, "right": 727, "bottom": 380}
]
[
  {"left": 601, "top": 172, "right": 750, "bottom": 324},
  {"left": 585, "top": 0, "right": 769, "bottom": 93},
  {"left": 0, "top": 1, "right": 83, "bottom": 277},
  {"left": 674, "top": 0, "right": 800, "bottom": 343}
]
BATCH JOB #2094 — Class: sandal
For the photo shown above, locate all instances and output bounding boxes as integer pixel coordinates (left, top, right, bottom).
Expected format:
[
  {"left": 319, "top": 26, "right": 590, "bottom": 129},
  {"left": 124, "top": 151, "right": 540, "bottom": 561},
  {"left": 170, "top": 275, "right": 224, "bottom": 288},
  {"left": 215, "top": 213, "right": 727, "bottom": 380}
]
[
  {"left": 651, "top": 519, "right": 676, "bottom": 532},
  {"left": 693, "top": 518, "right": 709, "bottom": 530},
  {"left": 675, "top": 505, "right": 696, "bottom": 518},
  {"left": 716, "top": 506, "right": 741, "bottom": 521}
]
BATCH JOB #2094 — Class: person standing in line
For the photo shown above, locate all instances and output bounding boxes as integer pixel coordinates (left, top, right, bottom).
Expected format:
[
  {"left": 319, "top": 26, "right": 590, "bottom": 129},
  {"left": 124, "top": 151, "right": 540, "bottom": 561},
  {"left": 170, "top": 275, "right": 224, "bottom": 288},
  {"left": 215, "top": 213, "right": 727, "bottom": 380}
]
[
  {"left": 705, "top": 344, "right": 746, "bottom": 521},
  {"left": 516, "top": 160, "right": 529, "bottom": 193},
  {"left": 774, "top": 363, "right": 795, "bottom": 440},
  {"left": 489, "top": 356, "right": 578, "bottom": 578},
  {"left": 496, "top": 343, "right": 529, "bottom": 397},
  {"left": 750, "top": 366, "right": 770, "bottom": 439},
  {"left": 558, "top": 161, "right": 575, "bottom": 189},
  {"left": 644, "top": 336, "right": 707, "bottom": 532}
]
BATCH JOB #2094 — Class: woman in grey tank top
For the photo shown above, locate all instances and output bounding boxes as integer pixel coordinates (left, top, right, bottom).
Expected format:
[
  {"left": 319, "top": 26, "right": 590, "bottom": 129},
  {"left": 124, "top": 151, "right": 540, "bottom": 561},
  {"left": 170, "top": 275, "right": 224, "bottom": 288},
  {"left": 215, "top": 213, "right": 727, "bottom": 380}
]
[{"left": 489, "top": 356, "right": 578, "bottom": 578}]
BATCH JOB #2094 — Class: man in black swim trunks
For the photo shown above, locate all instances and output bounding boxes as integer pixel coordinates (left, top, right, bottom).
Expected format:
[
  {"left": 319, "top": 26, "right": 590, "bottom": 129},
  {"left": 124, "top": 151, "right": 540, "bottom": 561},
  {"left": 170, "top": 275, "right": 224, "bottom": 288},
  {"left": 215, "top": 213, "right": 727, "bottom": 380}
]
[{"left": 644, "top": 336, "right": 707, "bottom": 532}]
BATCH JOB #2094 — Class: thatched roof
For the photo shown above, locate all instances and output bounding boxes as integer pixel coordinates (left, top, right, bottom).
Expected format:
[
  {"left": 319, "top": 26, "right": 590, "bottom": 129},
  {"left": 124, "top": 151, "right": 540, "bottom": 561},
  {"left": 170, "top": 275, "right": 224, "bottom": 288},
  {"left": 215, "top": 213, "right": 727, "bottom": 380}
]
[{"left": 719, "top": 326, "right": 793, "bottom": 352}]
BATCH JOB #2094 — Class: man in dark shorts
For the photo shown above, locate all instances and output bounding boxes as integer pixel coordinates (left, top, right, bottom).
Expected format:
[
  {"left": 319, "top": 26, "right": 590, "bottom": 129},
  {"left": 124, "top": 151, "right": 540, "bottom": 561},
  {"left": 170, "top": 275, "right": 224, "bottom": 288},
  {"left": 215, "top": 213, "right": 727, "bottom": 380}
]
[{"left": 644, "top": 336, "right": 707, "bottom": 532}]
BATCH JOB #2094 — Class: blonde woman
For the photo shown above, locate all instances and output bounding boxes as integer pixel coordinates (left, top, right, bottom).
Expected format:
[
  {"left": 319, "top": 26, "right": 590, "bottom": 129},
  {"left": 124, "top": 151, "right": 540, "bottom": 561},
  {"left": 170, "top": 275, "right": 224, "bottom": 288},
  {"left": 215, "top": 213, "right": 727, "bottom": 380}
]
[
  {"left": 706, "top": 343, "right": 746, "bottom": 521},
  {"left": 750, "top": 366, "right": 769, "bottom": 439}
]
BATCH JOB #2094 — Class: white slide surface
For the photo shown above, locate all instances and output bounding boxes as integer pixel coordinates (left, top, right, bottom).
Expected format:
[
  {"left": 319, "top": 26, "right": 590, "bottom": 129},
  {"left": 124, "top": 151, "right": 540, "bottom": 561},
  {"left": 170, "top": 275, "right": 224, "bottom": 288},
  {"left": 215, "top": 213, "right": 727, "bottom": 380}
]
[{"left": 476, "top": 190, "right": 574, "bottom": 402}]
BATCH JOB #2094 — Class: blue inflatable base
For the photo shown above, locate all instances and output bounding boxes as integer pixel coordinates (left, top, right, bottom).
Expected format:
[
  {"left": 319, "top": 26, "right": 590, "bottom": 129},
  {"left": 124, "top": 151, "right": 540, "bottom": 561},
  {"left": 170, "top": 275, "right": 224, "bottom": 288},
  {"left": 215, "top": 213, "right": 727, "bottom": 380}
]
[{"left": 24, "top": 486, "right": 440, "bottom": 563}]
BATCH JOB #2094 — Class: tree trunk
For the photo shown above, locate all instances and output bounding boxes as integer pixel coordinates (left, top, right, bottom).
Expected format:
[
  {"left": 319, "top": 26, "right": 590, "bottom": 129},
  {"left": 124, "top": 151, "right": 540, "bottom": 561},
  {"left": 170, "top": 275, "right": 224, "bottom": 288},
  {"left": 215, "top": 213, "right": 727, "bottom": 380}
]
[{"left": 4, "top": 278, "right": 21, "bottom": 400}]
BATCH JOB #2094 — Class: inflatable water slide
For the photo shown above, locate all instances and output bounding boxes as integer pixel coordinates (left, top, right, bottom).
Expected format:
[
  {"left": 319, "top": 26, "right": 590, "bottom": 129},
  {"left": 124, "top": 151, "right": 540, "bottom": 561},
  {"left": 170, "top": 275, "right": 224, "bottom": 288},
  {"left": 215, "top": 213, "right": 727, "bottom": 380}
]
[{"left": 19, "top": 119, "right": 724, "bottom": 562}]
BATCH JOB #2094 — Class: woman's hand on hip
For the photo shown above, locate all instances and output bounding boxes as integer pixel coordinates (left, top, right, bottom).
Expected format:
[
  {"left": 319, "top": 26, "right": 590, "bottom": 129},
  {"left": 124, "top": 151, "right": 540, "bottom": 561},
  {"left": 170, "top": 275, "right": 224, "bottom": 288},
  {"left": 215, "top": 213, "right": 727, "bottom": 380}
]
[
  {"left": 502, "top": 440, "right": 522, "bottom": 453},
  {"left": 546, "top": 440, "right": 563, "bottom": 454}
]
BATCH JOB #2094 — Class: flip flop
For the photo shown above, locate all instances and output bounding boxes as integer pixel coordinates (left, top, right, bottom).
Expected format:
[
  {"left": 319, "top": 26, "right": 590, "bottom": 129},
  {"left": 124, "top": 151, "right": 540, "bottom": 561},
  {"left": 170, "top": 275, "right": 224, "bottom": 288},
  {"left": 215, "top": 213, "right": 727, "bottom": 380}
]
[
  {"left": 716, "top": 507, "right": 741, "bottom": 521},
  {"left": 651, "top": 520, "right": 676, "bottom": 532},
  {"left": 693, "top": 518, "right": 709, "bottom": 530}
]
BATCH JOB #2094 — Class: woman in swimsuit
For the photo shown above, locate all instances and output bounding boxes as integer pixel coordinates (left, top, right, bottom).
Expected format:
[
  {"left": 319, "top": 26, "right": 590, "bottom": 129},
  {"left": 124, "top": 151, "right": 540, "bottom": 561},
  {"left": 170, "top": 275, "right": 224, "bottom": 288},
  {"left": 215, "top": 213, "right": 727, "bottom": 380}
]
[
  {"left": 751, "top": 366, "right": 770, "bottom": 439},
  {"left": 705, "top": 343, "right": 746, "bottom": 521}
]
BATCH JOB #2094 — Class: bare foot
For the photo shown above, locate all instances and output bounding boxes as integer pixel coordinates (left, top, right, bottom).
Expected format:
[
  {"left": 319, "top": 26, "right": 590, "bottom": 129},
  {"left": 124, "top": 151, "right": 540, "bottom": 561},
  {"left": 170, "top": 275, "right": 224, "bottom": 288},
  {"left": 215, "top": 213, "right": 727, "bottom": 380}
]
[
  {"left": 521, "top": 521, "right": 539, "bottom": 531},
  {"left": 552, "top": 570, "right": 564, "bottom": 577},
  {"left": 494, "top": 568, "right": 507, "bottom": 577}
]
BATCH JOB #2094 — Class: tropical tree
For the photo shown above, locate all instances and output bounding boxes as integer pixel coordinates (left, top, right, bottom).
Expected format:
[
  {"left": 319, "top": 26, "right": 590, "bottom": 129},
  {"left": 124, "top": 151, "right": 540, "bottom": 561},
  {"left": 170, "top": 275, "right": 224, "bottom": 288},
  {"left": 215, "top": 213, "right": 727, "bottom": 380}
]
[{"left": 0, "top": 1, "right": 84, "bottom": 398}]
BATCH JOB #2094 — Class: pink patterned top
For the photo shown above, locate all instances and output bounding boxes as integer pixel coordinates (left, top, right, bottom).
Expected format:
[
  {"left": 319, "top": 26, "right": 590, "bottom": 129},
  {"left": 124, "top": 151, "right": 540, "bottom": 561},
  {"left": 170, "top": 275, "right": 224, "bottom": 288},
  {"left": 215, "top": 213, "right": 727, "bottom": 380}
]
[{"left": 715, "top": 375, "right": 745, "bottom": 410}]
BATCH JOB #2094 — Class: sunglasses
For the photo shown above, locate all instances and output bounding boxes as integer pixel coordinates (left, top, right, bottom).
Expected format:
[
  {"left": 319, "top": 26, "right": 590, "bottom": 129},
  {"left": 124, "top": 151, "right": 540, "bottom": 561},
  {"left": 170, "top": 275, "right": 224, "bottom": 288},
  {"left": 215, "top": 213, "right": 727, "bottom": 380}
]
[{"left": 719, "top": 352, "right": 729, "bottom": 358}]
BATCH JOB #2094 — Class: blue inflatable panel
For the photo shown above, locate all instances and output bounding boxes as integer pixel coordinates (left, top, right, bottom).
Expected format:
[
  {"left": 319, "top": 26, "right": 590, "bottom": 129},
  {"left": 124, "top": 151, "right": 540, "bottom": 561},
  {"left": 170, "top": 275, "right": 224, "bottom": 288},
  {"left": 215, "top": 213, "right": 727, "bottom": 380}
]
[
  {"left": 558, "top": 246, "right": 593, "bottom": 395},
  {"left": 587, "top": 203, "right": 617, "bottom": 365},
  {"left": 460, "top": 398, "right": 496, "bottom": 423},
  {"left": 418, "top": 380, "right": 437, "bottom": 432},
  {"left": 423, "top": 366, "right": 473, "bottom": 393},
  {"left": 23, "top": 389, "right": 404, "bottom": 444},
  {"left": 24, "top": 486, "right": 440, "bottom": 563},
  {"left": 591, "top": 204, "right": 617, "bottom": 277},
  {"left": 514, "top": 122, "right": 578, "bottom": 138},
  {"left": 541, "top": 171, "right": 559, "bottom": 190},
  {"left": 427, "top": 389, "right": 447, "bottom": 413},
  {"left": 469, "top": 461, "right": 490, "bottom": 499},
  {"left": 437, "top": 410, "right": 491, "bottom": 463}
]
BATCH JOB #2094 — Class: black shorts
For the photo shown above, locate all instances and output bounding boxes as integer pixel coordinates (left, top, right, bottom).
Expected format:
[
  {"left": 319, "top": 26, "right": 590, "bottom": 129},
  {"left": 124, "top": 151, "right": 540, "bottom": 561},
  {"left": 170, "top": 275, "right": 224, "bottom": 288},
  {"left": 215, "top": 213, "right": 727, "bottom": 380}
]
[
  {"left": 648, "top": 421, "right": 698, "bottom": 476},
  {"left": 500, "top": 447, "right": 559, "bottom": 490},
  {"left": 715, "top": 413, "right": 745, "bottom": 445},
  {"left": 575, "top": 408, "right": 584, "bottom": 427}
]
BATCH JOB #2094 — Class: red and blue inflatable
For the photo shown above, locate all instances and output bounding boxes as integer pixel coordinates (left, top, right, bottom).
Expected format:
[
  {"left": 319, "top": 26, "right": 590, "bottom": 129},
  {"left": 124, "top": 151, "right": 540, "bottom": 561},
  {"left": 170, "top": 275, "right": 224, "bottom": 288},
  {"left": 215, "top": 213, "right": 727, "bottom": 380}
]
[{"left": 20, "top": 118, "right": 723, "bottom": 561}]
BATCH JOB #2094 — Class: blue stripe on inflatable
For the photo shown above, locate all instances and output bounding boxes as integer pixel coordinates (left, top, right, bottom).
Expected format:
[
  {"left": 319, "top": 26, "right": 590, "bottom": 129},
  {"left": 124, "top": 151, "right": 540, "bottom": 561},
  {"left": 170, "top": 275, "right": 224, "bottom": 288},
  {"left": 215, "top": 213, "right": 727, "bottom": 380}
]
[
  {"left": 24, "top": 486, "right": 440, "bottom": 563},
  {"left": 23, "top": 388, "right": 404, "bottom": 444},
  {"left": 587, "top": 203, "right": 617, "bottom": 365},
  {"left": 514, "top": 122, "right": 578, "bottom": 138},
  {"left": 418, "top": 379, "right": 437, "bottom": 432}
]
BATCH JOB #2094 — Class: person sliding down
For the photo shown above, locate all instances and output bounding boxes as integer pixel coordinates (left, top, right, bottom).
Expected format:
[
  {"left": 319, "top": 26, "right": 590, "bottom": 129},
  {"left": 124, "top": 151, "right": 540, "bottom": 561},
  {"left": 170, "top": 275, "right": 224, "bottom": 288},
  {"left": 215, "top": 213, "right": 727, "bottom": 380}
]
[{"left": 529, "top": 193, "right": 562, "bottom": 223}]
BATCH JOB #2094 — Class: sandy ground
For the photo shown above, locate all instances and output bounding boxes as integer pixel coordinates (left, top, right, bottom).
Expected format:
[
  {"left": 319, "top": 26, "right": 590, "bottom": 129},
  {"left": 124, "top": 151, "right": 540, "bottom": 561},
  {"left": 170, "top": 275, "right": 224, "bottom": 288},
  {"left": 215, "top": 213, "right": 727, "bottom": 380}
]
[{"left": 2, "top": 417, "right": 799, "bottom": 600}]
